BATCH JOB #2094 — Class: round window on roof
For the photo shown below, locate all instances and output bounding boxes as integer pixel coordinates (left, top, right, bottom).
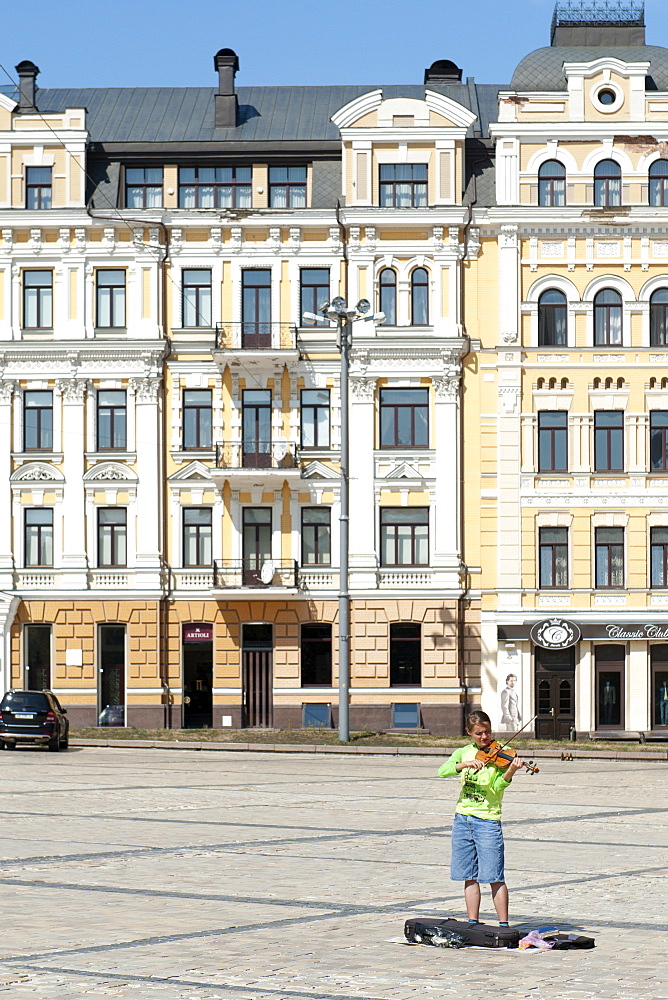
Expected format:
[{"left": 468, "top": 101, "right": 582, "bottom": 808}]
[{"left": 598, "top": 89, "right": 616, "bottom": 106}]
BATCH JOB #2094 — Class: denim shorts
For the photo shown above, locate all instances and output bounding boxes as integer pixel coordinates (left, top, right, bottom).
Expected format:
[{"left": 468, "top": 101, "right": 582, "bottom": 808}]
[{"left": 450, "top": 812, "right": 505, "bottom": 883}]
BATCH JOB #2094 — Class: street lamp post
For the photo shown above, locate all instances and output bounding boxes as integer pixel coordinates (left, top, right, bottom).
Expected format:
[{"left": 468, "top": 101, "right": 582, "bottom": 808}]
[{"left": 303, "top": 297, "right": 384, "bottom": 741}]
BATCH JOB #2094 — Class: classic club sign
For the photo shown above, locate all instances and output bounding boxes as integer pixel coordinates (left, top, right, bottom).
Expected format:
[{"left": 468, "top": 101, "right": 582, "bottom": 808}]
[{"left": 529, "top": 618, "right": 668, "bottom": 648}]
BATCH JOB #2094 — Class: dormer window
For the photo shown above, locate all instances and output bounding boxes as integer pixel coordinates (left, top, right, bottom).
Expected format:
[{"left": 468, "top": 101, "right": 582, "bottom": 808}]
[
  {"left": 26, "top": 167, "right": 52, "bottom": 210},
  {"left": 269, "top": 166, "right": 306, "bottom": 208},
  {"left": 379, "top": 164, "right": 427, "bottom": 208},
  {"left": 125, "top": 167, "right": 163, "bottom": 209}
]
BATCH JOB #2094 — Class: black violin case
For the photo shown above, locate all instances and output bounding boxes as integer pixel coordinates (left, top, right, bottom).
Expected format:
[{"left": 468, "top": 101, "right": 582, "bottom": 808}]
[{"left": 404, "top": 917, "right": 521, "bottom": 949}]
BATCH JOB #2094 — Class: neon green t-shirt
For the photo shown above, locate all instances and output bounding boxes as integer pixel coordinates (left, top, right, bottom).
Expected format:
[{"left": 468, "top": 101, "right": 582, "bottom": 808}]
[{"left": 438, "top": 744, "right": 513, "bottom": 821}]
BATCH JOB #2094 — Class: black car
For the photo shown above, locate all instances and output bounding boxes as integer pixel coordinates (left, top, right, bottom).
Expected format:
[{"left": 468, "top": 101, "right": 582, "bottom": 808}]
[{"left": 0, "top": 690, "right": 69, "bottom": 751}]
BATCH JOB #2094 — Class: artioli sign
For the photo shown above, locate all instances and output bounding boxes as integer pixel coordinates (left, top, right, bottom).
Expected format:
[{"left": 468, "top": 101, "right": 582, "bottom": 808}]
[
  {"left": 530, "top": 618, "right": 581, "bottom": 650},
  {"left": 183, "top": 625, "right": 213, "bottom": 642}
]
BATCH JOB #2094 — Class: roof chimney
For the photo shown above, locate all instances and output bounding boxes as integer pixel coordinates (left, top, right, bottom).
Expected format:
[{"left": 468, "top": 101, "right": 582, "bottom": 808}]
[
  {"left": 15, "top": 60, "right": 39, "bottom": 111},
  {"left": 214, "top": 48, "right": 239, "bottom": 128},
  {"left": 424, "top": 60, "right": 463, "bottom": 84}
]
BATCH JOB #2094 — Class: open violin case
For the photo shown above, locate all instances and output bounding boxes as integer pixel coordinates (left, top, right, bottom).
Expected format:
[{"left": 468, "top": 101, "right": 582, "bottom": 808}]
[{"left": 404, "top": 917, "right": 521, "bottom": 949}]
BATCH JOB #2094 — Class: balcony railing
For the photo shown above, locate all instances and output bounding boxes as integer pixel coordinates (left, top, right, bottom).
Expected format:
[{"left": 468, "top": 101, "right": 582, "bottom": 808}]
[
  {"left": 216, "top": 322, "right": 297, "bottom": 350},
  {"left": 213, "top": 559, "right": 298, "bottom": 588},
  {"left": 215, "top": 441, "right": 298, "bottom": 470}
]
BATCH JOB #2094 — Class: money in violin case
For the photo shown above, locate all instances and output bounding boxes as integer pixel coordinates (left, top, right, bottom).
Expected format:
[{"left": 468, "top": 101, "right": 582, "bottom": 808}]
[{"left": 404, "top": 917, "right": 521, "bottom": 949}]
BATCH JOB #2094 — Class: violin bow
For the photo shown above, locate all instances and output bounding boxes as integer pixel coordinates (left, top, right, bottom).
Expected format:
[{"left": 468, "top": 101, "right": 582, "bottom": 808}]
[{"left": 497, "top": 714, "right": 538, "bottom": 753}]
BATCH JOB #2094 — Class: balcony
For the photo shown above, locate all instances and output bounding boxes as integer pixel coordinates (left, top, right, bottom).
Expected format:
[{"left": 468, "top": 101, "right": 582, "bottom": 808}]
[
  {"left": 211, "top": 441, "right": 301, "bottom": 488},
  {"left": 217, "top": 321, "right": 296, "bottom": 350},
  {"left": 213, "top": 559, "right": 298, "bottom": 589},
  {"left": 299, "top": 567, "right": 339, "bottom": 591}
]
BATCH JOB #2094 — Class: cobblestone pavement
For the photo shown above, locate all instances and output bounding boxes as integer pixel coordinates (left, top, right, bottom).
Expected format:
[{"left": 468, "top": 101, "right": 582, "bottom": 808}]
[{"left": 0, "top": 747, "right": 664, "bottom": 999}]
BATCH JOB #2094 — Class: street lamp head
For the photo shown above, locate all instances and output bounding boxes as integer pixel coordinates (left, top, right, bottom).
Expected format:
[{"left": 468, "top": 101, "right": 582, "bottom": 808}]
[
  {"left": 356, "top": 298, "right": 371, "bottom": 315},
  {"left": 331, "top": 296, "right": 347, "bottom": 315},
  {"left": 318, "top": 300, "right": 330, "bottom": 315}
]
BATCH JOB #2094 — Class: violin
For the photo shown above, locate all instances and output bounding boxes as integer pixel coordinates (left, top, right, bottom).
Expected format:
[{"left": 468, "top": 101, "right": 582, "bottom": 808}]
[{"left": 475, "top": 741, "right": 540, "bottom": 775}]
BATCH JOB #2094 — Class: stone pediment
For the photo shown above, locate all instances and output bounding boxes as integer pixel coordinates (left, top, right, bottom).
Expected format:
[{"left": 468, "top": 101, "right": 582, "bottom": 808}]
[
  {"left": 301, "top": 460, "right": 340, "bottom": 481},
  {"left": 84, "top": 462, "right": 137, "bottom": 482},
  {"left": 168, "top": 460, "right": 214, "bottom": 483},
  {"left": 11, "top": 462, "right": 64, "bottom": 483},
  {"left": 383, "top": 461, "right": 421, "bottom": 480}
]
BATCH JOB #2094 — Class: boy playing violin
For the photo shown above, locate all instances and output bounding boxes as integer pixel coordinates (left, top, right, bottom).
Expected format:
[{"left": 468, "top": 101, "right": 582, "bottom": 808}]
[{"left": 438, "top": 710, "right": 524, "bottom": 926}]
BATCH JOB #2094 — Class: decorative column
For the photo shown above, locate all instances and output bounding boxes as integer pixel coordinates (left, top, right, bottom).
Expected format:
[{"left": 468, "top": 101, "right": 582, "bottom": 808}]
[
  {"left": 58, "top": 378, "right": 88, "bottom": 588},
  {"left": 348, "top": 374, "right": 377, "bottom": 590},
  {"left": 0, "top": 381, "right": 16, "bottom": 589},
  {"left": 431, "top": 368, "right": 463, "bottom": 588},
  {"left": 130, "top": 376, "right": 163, "bottom": 588}
]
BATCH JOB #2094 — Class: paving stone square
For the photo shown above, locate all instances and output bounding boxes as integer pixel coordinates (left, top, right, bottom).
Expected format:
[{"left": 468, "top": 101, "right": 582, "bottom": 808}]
[{"left": 0, "top": 746, "right": 664, "bottom": 999}]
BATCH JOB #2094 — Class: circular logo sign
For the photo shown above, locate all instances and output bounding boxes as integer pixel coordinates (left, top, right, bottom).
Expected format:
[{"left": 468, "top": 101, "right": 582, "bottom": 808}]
[{"left": 530, "top": 618, "right": 581, "bottom": 650}]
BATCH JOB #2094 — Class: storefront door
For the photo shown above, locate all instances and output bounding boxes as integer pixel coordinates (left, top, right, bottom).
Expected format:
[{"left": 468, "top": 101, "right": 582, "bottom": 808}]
[
  {"left": 98, "top": 625, "right": 126, "bottom": 727},
  {"left": 242, "top": 623, "right": 273, "bottom": 727},
  {"left": 183, "top": 624, "right": 213, "bottom": 729},
  {"left": 535, "top": 647, "right": 575, "bottom": 739}
]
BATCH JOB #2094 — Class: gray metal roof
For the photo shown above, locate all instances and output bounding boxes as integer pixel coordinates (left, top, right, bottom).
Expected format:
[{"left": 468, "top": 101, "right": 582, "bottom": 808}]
[
  {"left": 511, "top": 44, "right": 668, "bottom": 91},
  {"left": 34, "top": 82, "right": 504, "bottom": 143}
]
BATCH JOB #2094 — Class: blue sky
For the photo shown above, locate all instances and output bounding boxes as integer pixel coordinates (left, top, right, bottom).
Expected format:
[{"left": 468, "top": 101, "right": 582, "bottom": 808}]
[{"left": 2, "top": 0, "right": 668, "bottom": 92}]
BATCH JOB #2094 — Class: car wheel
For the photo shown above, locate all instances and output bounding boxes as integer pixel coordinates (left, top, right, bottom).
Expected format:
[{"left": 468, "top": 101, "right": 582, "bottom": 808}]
[
  {"left": 3, "top": 742, "right": 15, "bottom": 750},
  {"left": 47, "top": 734, "right": 60, "bottom": 752},
  {"left": 60, "top": 735, "right": 69, "bottom": 750}
]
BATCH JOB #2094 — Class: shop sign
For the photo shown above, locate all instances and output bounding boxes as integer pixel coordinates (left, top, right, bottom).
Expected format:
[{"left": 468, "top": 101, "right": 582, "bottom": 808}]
[
  {"left": 530, "top": 618, "right": 581, "bottom": 650},
  {"left": 603, "top": 624, "right": 668, "bottom": 640},
  {"left": 183, "top": 624, "right": 213, "bottom": 642}
]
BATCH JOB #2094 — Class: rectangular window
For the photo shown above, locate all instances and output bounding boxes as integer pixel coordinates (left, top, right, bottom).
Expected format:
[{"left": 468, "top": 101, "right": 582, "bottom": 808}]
[
  {"left": 23, "top": 390, "right": 53, "bottom": 451},
  {"left": 301, "top": 624, "right": 332, "bottom": 686},
  {"left": 301, "top": 507, "right": 331, "bottom": 565},
  {"left": 380, "top": 508, "right": 429, "bottom": 566},
  {"left": 26, "top": 166, "right": 52, "bottom": 209},
  {"left": 379, "top": 164, "right": 428, "bottom": 207},
  {"left": 242, "top": 389, "right": 271, "bottom": 466},
  {"left": 242, "top": 269, "right": 272, "bottom": 348},
  {"left": 650, "top": 411, "right": 668, "bottom": 471},
  {"left": 183, "top": 508, "right": 212, "bottom": 567},
  {"left": 96, "top": 390, "right": 127, "bottom": 451},
  {"left": 300, "top": 268, "right": 330, "bottom": 324},
  {"left": 182, "top": 389, "right": 212, "bottom": 450},
  {"left": 96, "top": 270, "right": 126, "bottom": 329},
  {"left": 98, "top": 508, "right": 127, "bottom": 567},
  {"left": 24, "top": 624, "right": 51, "bottom": 690},
  {"left": 23, "top": 270, "right": 52, "bottom": 329},
  {"left": 595, "top": 645, "right": 624, "bottom": 729},
  {"left": 182, "top": 269, "right": 212, "bottom": 328},
  {"left": 539, "top": 527, "right": 568, "bottom": 588},
  {"left": 125, "top": 167, "right": 163, "bottom": 209},
  {"left": 25, "top": 508, "right": 53, "bottom": 567},
  {"left": 651, "top": 527, "right": 668, "bottom": 588},
  {"left": 242, "top": 507, "right": 272, "bottom": 585},
  {"left": 595, "top": 527, "right": 624, "bottom": 588},
  {"left": 380, "top": 388, "right": 429, "bottom": 448},
  {"left": 390, "top": 622, "right": 421, "bottom": 686},
  {"left": 538, "top": 411, "right": 568, "bottom": 471},
  {"left": 300, "top": 389, "right": 330, "bottom": 448},
  {"left": 178, "top": 166, "right": 252, "bottom": 209},
  {"left": 594, "top": 411, "right": 624, "bottom": 471},
  {"left": 269, "top": 166, "right": 307, "bottom": 208}
]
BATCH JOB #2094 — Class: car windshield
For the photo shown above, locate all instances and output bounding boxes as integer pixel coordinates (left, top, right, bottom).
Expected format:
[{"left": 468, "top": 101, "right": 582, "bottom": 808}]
[{"left": 1, "top": 692, "right": 49, "bottom": 711}]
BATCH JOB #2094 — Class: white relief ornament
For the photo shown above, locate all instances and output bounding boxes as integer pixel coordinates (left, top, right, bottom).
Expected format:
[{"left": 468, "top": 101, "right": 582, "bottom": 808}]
[
  {"left": 268, "top": 227, "right": 281, "bottom": 254},
  {"left": 432, "top": 226, "right": 444, "bottom": 252},
  {"left": 74, "top": 228, "right": 86, "bottom": 250},
  {"left": 349, "top": 349, "right": 371, "bottom": 376},
  {"left": 432, "top": 375, "right": 460, "bottom": 399},
  {"left": 171, "top": 228, "right": 183, "bottom": 255},
  {"left": 210, "top": 227, "right": 223, "bottom": 254},
  {"left": 88, "top": 466, "right": 127, "bottom": 481},
  {"left": 0, "top": 380, "right": 16, "bottom": 403},
  {"left": 1, "top": 229, "right": 13, "bottom": 252},
  {"left": 541, "top": 242, "right": 564, "bottom": 257},
  {"left": 500, "top": 224, "right": 518, "bottom": 249},
  {"left": 348, "top": 226, "right": 361, "bottom": 253},
  {"left": 349, "top": 376, "right": 376, "bottom": 401},
  {"left": 502, "top": 331, "right": 519, "bottom": 344},
  {"left": 466, "top": 227, "right": 481, "bottom": 260},
  {"left": 85, "top": 262, "right": 94, "bottom": 276},
  {"left": 130, "top": 377, "right": 161, "bottom": 403},
  {"left": 499, "top": 386, "right": 521, "bottom": 412},
  {"left": 328, "top": 226, "right": 342, "bottom": 254},
  {"left": 288, "top": 227, "right": 301, "bottom": 254},
  {"left": 29, "top": 229, "right": 42, "bottom": 254},
  {"left": 103, "top": 227, "right": 116, "bottom": 252},
  {"left": 149, "top": 228, "right": 160, "bottom": 249},
  {"left": 58, "top": 227, "right": 71, "bottom": 252},
  {"left": 16, "top": 466, "right": 57, "bottom": 481},
  {"left": 57, "top": 379, "right": 88, "bottom": 404},
  {"left": 230, "top": 227, "right": 242, "bottom": 254},
  {"left": 365, "top": 226, "right": 376, "bottom": 253}
]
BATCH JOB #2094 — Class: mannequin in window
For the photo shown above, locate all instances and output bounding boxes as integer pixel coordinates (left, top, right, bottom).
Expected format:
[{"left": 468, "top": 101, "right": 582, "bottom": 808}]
[
  {"left": 500, "top": 673, "right": 521, "bottom": 732},
  {"left": 601, "top": 679, "right": 617, "bottom": 726},
  {"left": 659, "top": 680, "right": 668, "bottom": 726}
]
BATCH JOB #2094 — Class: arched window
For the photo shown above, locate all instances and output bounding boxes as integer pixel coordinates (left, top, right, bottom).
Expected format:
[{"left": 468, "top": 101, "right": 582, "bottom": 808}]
[
  {"left": 538, "top": 289, "right": 567, "bottom": 346},
  {"left": 649, "top": 160, "right": 668, "bottom": 206},
  {"left": 379, "top": 268, "right": 397, "bottom": 326},
  {"left": 650, "top": 288, "right": 668, "bottom": 346},
  {"left": 538, "top": 160, "right": 566, "bottom": 207},
  {"left": 594, "top": 289, "right": 622, "bottom": 345},
  {"left": 410, "top": 267, "right": 429, "bottom": 325},
  {"left": 594, "top": 159, "right": 621, "bottom": 207}
]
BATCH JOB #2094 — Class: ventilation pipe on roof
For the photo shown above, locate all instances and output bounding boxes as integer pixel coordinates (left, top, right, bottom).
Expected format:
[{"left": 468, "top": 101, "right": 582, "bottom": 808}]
[
  {"left": 214, "top": 48, "right": 239, "bottom": 128},
  {"left": 424, "top": 60, "right": 463, "bottom": 84},
  {"left": 15, "top": 61, "right": 39, "bottom": 111}
]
